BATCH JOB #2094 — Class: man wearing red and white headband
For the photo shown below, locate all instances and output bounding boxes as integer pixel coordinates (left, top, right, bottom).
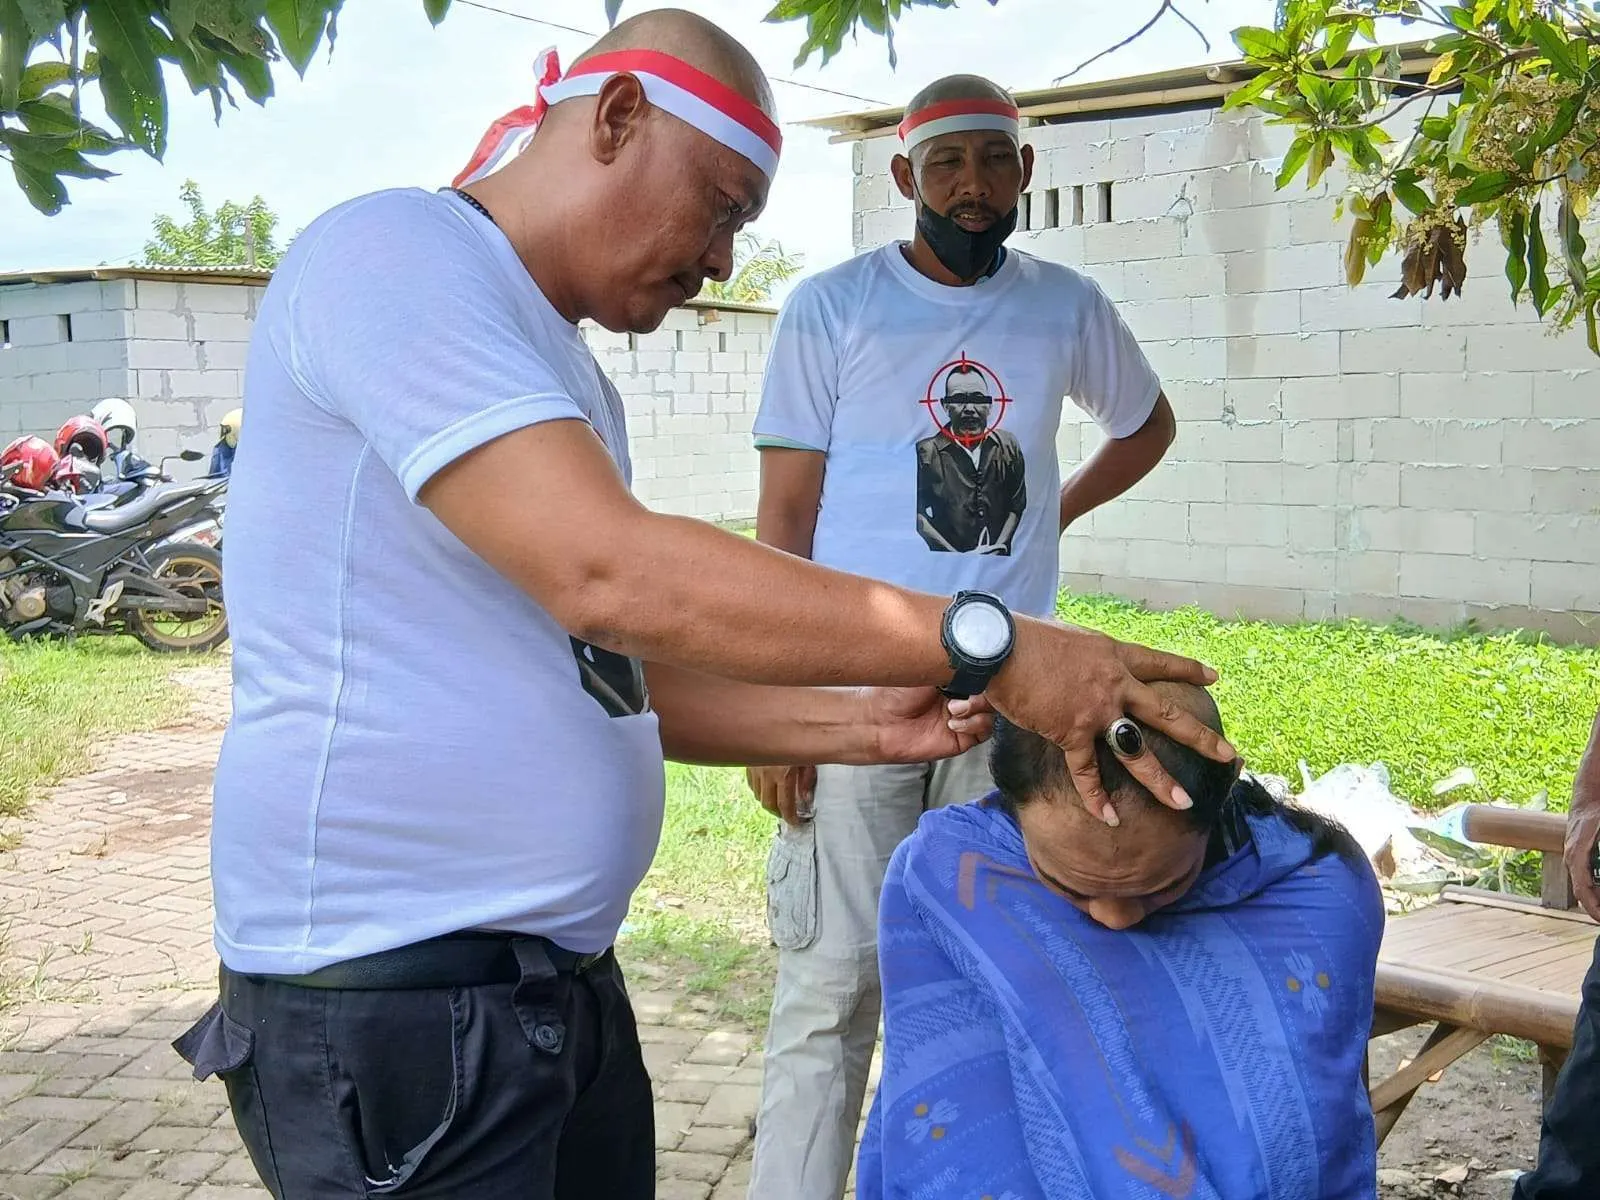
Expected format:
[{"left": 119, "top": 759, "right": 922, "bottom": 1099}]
[
  {"left": 748, "top": 73, "right": 1178, "bottom": 1200},
  {"left": 181, "top": 15, "right": 1228, "bottom": 1196}
]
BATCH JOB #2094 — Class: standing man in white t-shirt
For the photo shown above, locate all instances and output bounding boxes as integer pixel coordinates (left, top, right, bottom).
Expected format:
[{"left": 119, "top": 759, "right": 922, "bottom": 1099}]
[
  {"left": 176, "top": 17, "right": 1233, "bottom": 1198},
  {"left": 747, "top": 73, "right": 1177, "bottom": 1200}
]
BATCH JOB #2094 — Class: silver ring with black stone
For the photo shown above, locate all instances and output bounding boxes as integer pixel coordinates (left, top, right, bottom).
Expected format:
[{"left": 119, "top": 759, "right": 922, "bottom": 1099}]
[{"left": 1105, "top": 718, "right": 1144, "bottom": 758}]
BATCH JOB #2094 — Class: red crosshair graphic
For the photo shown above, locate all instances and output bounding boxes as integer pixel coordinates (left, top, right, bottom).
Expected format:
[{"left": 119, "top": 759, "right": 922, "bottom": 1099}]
[{"left": 921, "top": 354, "right": 1012, "bottom": 449}]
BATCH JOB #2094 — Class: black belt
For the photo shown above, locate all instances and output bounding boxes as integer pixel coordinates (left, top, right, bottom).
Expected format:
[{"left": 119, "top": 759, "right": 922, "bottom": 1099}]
[{"left": 248, "top": 932, "right": 611, "bottom": 990}]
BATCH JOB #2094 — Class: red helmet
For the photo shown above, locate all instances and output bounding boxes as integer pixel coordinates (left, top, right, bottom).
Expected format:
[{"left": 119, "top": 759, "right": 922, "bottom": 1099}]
[
  {"left": 1, "top": 436, "right": 60, "bottom": 492},
  {"left": 54, "top": 415, "right": 109, "bottom": 464},
  {"left": 50, "top": 454, "right": 100, "bottom": 495}
]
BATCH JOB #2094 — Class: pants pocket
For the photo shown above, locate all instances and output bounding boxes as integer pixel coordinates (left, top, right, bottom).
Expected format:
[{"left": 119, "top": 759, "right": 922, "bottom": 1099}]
[
  {"left": 766, "top": 822, "right": 819, "bottom": 951},
  {"left": 173, "top": 1002, "right": 284, "bottom": 1197},
  {"left": 326, "top": 987, "right": 467, "bottom": 1195}
]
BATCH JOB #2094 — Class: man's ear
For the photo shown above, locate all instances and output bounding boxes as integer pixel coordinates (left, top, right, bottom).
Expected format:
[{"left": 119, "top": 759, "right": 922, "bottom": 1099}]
[
  {"left": 589, "top": 73, "right": 650, "bottom": 165},
  {"left": 1020, "top": 143, "right": 1035, "bottom": 192},
  {"left": 890, "top": 153, "right": 916, "bottom": 202}
]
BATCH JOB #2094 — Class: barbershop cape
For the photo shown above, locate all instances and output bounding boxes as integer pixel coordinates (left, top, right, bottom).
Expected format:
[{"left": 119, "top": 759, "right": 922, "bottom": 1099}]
[{"left": 857, "top": 798, "right": 1384, "bottom": 1200}]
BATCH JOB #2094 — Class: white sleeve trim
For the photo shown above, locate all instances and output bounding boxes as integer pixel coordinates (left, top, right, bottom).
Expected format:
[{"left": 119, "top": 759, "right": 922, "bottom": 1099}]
[
  {"left": 1097, "top": 378, "right": 1163, "bottom": 441},
  {"left": 398, "top": 393, "right": 588, "bottom": 502}
]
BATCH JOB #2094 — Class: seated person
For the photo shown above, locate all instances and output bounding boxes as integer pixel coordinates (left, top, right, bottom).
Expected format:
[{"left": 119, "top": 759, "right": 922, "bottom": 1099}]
[{"left": 857, "top": 681, "right": 1383, "bottom": 1200}]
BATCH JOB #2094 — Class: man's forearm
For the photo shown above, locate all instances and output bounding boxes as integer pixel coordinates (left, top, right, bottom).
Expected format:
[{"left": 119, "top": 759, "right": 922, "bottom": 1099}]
[
  {"left": 648, "top": 663, "right": 879, "bottom": 765},
  {"left": 1575, "top": 706, "right": 1600, "bottom": 805},
  {"left": 1059, "top": 396, "right": 1176, "bottom": 531},
  {"left": 594, "top": 511, "right": 952, "bottom": 687}
]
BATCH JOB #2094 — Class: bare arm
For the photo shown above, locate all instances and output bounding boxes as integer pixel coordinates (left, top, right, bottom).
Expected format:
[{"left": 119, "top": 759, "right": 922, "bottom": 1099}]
[
  {"left": 423, "top": 420, "right": 947, "bottom": 687},
  {"left": 755, "top": 447, "right": 824, "bottom": 559},
  {"left": 649, "top": 664, "right": 988, "bottom": 767},
  {"left": 421, "top": 419, "right": 1232, "bottom": 821},
  {"left": 1059, "top": 394, "right": 1176, "bottom": 533},
  {"left": 1565, "top": 706, "right": 1600, "bottom": 920}
]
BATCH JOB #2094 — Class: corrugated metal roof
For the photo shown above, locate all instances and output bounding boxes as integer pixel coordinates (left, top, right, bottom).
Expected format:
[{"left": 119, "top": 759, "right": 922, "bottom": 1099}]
[
  {"left": 802, "top": 39, "right": 1439, "bottom": 141},
  {"left": 0, "top": 264, "right": 274, "bottom": 287},
  {"left": 0, "top": 264, "right": 777, "bottom": 315}
]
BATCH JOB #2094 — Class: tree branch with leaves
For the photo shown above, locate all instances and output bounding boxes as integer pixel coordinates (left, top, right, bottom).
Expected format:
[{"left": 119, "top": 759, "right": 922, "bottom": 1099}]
[
  {"left": 0, "top": 0, "right": 454, "bottom": 215},
  {"left": 1232, "top": 0, "right": 1600, "bottom": 352}
]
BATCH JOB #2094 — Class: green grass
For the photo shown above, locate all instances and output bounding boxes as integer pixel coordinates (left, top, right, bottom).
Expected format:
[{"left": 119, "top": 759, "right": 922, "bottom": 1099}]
[
  {"left": 1058, "top": 594, "right": 1600, "bottom": 811},
  {"left": 0, "top": 638, "right": 191, "bottom": 820}
]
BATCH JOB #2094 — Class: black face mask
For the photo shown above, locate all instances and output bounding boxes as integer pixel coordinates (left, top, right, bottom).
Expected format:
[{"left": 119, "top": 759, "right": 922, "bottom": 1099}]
[{"left": 916, "top": 200, "right": 1018, "bottom": 282}]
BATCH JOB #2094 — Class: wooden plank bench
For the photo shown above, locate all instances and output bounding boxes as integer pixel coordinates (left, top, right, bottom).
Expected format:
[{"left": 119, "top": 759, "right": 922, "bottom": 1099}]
[{"left": 1368, "top": 804, "right": 1595, "bottom": 1144}]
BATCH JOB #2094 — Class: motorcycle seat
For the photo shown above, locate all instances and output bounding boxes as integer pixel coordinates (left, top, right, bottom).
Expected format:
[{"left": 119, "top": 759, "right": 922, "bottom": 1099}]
[{"left": 82, "top": 481, "right": 218, "bottom": 535}]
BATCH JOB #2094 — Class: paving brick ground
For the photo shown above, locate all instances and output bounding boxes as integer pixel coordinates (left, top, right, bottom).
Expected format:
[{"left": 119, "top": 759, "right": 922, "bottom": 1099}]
[{"left": 0, "top": 665, "right": 765, "bottom": 1199}]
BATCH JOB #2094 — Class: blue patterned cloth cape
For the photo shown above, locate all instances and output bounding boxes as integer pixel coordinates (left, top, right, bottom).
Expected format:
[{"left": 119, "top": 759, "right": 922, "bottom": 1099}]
[{"left": 857, "top": 796, "right": 1384, "bottom": 1200}]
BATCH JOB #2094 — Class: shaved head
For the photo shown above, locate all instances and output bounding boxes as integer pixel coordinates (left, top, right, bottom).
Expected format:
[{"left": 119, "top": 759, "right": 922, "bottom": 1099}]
[
  {"left": 473, "top": 7, "right": 775, "bottom": 335},
  {"left": 570, "top": 7, "right": 774, "bottom": 115},
  {"left": 905, "top": 73, "right": 1014, "bottom": 120}
]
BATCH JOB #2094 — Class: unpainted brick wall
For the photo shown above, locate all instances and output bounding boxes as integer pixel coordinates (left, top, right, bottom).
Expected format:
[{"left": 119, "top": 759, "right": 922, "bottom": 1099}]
[
  {"left": 852, "top": 103, "right": 1600, "bottom": 639},
  {"left": 0, "top": 278, "right": 772, "bottom": 523}
]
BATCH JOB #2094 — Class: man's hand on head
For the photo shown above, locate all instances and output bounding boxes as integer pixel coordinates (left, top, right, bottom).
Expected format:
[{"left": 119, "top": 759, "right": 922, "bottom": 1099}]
[{"left": 985, "top": 618, "right": 1231, "bottom": 826}]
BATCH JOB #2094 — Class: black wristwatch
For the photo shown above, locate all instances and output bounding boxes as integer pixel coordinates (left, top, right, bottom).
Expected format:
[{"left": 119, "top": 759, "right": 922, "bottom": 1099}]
[{"left": 939, "top": 590, "right": 1016, "bottom": 699}]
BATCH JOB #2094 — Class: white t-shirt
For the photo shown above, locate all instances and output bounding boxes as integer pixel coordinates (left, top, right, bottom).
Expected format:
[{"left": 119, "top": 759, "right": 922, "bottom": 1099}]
[
  {"left": 211, "top": 188, "right": 665, "bottom": 975},
  {"left": 753, "top": 244, "right": 1160, "bottom": 617}
]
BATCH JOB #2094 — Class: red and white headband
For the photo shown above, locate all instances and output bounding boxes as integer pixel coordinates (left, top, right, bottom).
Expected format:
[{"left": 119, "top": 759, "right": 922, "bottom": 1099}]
[
  {"left": 897, "top": 97, "right": 1020, "bottom": 154},
  {"left": 454, "top": 46, "right": 782, "bottom": 188}
]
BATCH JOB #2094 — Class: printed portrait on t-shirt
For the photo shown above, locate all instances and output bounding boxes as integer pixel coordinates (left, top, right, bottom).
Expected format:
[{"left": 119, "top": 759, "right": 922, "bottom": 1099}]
[
  {"left": 914, "top": 355, "right": 1027, "bottom": 556},
  {"left": 569, "top": 638, "right": 651, "bottom": 718}
]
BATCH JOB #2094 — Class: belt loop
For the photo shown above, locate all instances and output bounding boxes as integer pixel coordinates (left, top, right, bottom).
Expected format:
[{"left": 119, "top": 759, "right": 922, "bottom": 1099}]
[{"left": 511, "top": 938, "right": 568, "bottom": 1056}]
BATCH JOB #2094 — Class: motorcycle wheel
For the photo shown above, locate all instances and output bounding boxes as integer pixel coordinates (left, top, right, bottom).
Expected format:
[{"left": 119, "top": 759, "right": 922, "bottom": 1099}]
[{"left": 127, "top": 544, "right": 229, "bottom": 654}]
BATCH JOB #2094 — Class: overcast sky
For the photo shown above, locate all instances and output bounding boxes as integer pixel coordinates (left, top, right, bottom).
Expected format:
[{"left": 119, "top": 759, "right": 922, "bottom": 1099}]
[{"left": 0, "top": 0, "right": 1275, "bottom": 297}]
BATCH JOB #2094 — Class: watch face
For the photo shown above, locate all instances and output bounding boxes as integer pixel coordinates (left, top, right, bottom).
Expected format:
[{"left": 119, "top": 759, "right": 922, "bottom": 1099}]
[{"left": 951, "top": 601, "right": 1011, "bottom": 661}]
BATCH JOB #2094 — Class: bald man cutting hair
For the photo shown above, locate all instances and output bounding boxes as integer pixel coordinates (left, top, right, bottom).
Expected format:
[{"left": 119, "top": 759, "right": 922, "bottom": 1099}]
[
  {"left": 177, "top": 20, "right": 1225, "bottom": 1198},
  {"left": 749, "top": 73, "right": 1179, "bottom": 1200}
]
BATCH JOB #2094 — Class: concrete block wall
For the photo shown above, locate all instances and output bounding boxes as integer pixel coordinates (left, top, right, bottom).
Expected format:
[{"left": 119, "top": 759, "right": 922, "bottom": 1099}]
[
  {"left": 0, "top": 276, "right": 773, "bottom": 521},
  {"left": 854, "top": 105, "right": 1600, "bottom": 639},
  {"left": 581, "top": 305, "right": 772, "bottom": 522}
]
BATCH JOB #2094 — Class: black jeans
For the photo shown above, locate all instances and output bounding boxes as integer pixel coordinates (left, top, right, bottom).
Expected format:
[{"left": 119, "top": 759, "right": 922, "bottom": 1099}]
[
  {"left": 1515, "top": 937, "right": 1600, "bottom": 1200},
  {"left": 174, "top": 941, "right": 654, "bottom": 1199}
]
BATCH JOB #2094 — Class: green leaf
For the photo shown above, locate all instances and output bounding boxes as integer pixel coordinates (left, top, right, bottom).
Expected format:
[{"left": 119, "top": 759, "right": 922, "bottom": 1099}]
[
  {"left": 1446, "top": 101, "right": 1475, "bottom": 165},
  {"left": 216, "top": 42, "right": 273, "bottom": 103},
  {"left": 1394, "top": 178, "right": 1431, "bottom": 215},
  {"left": 18, "top": 58, "right": 69, "bottom": 100},
  {"left": 84, "top": 0, "right": 168, "bottom": 157},
  {"left": 192, "top": 0, "right": 270, "bottom": 54},
  {"left": 8, "top": 147, "right": 69, "bottom": 213},
  {"left": 1348, "top": 132, "right": 1383, "bottom": 172},
  {"left": 1322, "top": 22, "right": 1356, "bottom": 69},
  {"left": 1504, "top": 208, "right": 1528, "bottom": 301},
  {"left": 1232, "top": 25, "right": 1284, "bottom": 60},
  {"left": 1421, "top": 115, "right": 1454, "bottom": 142},
  {"left": 1558, "top": 196, "right": 1589, "bottom": 288},
  {"left": 1585, "top": 298, "right": 1598, "bottom": 356},
  {"left": 16, "top": 93, "right": 118, "bottom": 151},
  {"left": 424, "top": 0, "right": 450, "bottom": 22},
  {"left": 1528, "top": 202, "right": 1552, "bottom": 315},
  {"left": 0, "top": 0, "right": 28, "bottom": 111},
  {"left": 15, "top": 0, "right": 61, "bottom": 39},
  {"left": 1527, "top": 18, "right": 1578, "bottom": 78},
  {"left": 1546, "top": 96, "right": 1582, "bottom": 149},
  {"left": 1222, "top": 70, "right": 1276, "bottom": 112},
  {"left": 166, "top": 0, "right": 199, "bottom": 44},
  {"left": 265, "top": 0, "right": 330, "bottom": 75},
  {"left": 1276, "top": 134, "right": 1312, "bottom": 189},
  {"left": 1454, "top": 170, "right": 1517, "bottom": 206}
]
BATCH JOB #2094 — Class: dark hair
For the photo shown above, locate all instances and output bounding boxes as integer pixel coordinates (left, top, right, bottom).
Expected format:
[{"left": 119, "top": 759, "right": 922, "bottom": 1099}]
[{"left": 988, "top": 699, "right": 1364, "bottom": 866}]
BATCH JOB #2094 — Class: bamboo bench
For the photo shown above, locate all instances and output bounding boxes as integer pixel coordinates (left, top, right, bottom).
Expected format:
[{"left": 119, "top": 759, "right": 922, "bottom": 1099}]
[{"left": 1368, "top": 804, "right": 1595, "bottom": 1144}]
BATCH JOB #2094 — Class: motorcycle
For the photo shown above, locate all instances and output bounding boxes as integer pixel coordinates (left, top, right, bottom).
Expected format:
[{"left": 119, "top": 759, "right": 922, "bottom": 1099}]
[{"left": 0, "top": 470, "right": 230, "bottom": 653}]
